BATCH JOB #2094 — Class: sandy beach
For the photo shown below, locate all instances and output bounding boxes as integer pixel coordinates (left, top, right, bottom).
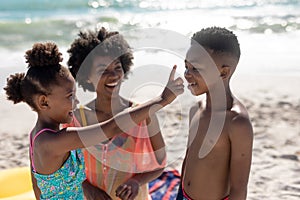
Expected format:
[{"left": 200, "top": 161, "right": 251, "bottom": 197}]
[
  {"left": 1, "top": 0, "right": 300, "bottom": 199},
  {"left": 1, "top": 73, "right": 299, "bottom": 199}
]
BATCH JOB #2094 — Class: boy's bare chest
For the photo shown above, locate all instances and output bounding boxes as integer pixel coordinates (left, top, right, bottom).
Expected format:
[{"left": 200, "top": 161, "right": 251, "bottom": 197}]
[{"left": 188, "top": 113, "right": 230, "bottom": 158}]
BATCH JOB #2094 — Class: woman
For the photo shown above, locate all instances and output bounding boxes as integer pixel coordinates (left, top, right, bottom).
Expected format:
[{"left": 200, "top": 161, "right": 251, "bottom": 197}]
[{"left": 67, "top": 27, "right": 167, "bottom": 200}]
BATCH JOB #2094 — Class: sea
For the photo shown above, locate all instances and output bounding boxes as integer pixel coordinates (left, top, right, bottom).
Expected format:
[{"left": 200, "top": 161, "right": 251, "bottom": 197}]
[{"left": 0, "top": 0, "right": 300, "bottom": 101}]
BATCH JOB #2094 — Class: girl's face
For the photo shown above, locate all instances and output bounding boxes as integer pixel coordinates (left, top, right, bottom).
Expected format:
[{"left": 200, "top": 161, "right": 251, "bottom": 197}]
[
  {"left": 88, "top": 56, "right": 124, "bottom": 98},
  {"left": 47, "top": 74, "right": 78, "bottom": 124}
]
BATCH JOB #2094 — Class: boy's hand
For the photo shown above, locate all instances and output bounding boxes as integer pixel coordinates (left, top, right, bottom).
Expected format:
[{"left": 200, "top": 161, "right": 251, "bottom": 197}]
[
  {"left": 115, "top": 179, "right": 139, "bottom": 200},
  {"left": 161, "top": 65, "right": 184, "bottom": 104}
]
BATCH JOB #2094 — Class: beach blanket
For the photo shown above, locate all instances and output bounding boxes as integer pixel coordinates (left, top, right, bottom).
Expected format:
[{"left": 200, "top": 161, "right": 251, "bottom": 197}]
[{"left": 149, "top": 170, "right": 181, "bottom": 200}]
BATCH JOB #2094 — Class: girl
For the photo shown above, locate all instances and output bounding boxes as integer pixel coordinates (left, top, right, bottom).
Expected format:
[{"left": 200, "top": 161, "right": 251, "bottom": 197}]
[
  {"left": 4, "top": 42, "right": 184, "bottom": 199},
  {"left": 66, "top": 27, "right": 168, "bottom": 200}
]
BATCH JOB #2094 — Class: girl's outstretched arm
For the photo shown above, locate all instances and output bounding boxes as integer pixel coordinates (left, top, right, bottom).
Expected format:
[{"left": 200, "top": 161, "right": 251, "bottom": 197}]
[{"left": 46, "top": 65, "right": 184, "bottom": 154}]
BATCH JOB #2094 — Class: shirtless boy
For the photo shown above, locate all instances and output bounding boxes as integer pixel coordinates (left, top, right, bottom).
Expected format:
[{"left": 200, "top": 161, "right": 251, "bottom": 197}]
[{"left": 177, "top": 27, "right": 253, "bottom": 200}]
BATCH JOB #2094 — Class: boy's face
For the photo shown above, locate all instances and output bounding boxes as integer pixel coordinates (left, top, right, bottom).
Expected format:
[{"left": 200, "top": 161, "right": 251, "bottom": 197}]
[
  {"left": 184, "top": 44, "right": 218, "bottom": 96},
  {"left": 184, "top": 44, "right": 237, "bottom": 96}
]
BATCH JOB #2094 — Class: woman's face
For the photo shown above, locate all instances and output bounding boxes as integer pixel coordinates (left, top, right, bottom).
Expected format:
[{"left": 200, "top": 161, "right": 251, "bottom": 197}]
[{"left": 88, "top": 56, "right": 124, "bottom": 98}]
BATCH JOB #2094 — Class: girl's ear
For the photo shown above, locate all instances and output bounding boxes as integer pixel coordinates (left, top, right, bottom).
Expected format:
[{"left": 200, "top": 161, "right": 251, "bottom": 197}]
[
  {"left": 220, "top": 65, "right": 231, "bottom": 80},
  {"left": 36, "top": 95, "right": 49, "bottom": 110}
]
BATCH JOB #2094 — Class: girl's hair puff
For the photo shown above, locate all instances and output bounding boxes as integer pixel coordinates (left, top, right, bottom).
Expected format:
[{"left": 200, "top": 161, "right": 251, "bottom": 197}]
[
  {"left": 25, "top": 42, "right": 63, "bottom": 68},
  {"left": 4, "top": 42, "right": 69, "bottom": 111},
  {"left": 5, "top": 73, "right": 26, "bottom": 104}
]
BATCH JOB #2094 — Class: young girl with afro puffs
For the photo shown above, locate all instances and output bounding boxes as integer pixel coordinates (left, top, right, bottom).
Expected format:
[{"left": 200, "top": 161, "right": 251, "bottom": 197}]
[{"left": 4, "top": 42, "right": 184, "bottom": 199}]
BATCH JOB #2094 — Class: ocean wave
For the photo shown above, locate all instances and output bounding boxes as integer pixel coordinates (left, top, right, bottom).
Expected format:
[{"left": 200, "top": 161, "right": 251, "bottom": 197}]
[
  {"left": 1, "top": 0, "right": 300, "bottom": 50},
  {"left": 230, "top": 15, "right": 300, "bottom": 33},
  {"left": 0, "top": 0, "right": 299, "bottom": 12},
  {"left": 0, "top": 0, "right": 89, "bottom": 11}
]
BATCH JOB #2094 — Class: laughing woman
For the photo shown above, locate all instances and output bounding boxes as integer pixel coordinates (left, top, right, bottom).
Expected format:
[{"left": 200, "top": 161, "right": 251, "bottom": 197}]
[{"left": 66, "top": 27, "right": 168, "bottom": 200}]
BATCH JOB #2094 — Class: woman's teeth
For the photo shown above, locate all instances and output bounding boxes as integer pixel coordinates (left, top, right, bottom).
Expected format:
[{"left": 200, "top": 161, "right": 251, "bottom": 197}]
[
  {"left": 106, "top": 82, "right": 118, "bottom": 87},
  {"left": 188, "top": 82, "right": 196, "bottom": 86}
]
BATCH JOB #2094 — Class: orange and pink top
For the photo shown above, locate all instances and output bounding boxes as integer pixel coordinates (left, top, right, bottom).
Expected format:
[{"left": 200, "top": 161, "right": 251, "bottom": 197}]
[{"left": 64, "top": 107, "right": 166, "bottom": 200}]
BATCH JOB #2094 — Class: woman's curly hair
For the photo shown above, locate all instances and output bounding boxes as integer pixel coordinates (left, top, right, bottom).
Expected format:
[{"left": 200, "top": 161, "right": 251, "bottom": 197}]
[
  {"left": 67, "top": 27, "right": 134, "bottom": 92},
  {"left": 4, "top": 42, "right": 69, "bottom": 111}
]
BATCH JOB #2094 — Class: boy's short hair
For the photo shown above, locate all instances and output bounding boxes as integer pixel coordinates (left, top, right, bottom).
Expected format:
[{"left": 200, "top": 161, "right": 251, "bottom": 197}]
[{"left": 191, "top": 27, "right": 240, "bottom": 60}]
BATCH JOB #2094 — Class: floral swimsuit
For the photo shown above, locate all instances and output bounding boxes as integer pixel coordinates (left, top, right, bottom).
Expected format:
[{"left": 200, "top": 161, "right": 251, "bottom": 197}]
[{"left": 30, "top": 128, "right": 86, "bottom": 199}]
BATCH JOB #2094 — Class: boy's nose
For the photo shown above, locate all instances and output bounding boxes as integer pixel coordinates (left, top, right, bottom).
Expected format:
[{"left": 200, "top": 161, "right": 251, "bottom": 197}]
[
  {"left": 184, "top": 69, "right": 192, "bottom": 78},
  {"left": 73, "top": 96, "right": 79, "bottom": 108}
]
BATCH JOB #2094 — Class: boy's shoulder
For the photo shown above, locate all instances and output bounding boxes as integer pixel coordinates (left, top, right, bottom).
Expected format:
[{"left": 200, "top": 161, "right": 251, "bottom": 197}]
[
  {"left": 230, "top": 98, "right": 250, "bottom": 121},
  {"left": 228, "top": 99, "right": 253, "bottom": 138},
  {"left": 189, "top": 100, "right": 204, "bottom": 119}
]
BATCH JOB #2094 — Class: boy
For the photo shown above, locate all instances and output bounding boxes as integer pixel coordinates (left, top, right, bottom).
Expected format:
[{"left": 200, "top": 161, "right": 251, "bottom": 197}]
[{"left": 177, "top": 27, "right": 253, "bottom": 200}]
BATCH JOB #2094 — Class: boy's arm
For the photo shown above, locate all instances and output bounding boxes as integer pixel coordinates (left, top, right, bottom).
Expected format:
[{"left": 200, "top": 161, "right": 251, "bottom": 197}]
[
  {"left": 180, "top": 148, "right": 188, "bottom": 182},
  {"left": 229, "top": 115, "right": 253, "bottom": 200},
  {"left": 180, "top": 103, "right": 199, "bottom": 184}
]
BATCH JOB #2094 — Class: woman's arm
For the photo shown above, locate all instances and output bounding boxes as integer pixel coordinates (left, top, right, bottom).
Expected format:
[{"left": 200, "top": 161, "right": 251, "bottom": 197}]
[
  {"left": 115, "top": 168, "right": 164, "bottom": 200},
  {"left": 146, "top": 114, "right": 166, "bottom": 165},
  {"left": 115, "top": 87, "right": 173, "bottom": 200},
  {"left": 82, "top": 179, "right": 112, "bottom": 200}
]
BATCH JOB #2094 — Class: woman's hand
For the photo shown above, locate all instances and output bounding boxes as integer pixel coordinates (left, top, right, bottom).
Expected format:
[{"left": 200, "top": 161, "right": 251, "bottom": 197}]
[
  {"left": 82, "top": 179, "right": 112, "bottom": 200},
  {"left": 115, "top": 179, "right": 140, "bottom": 200}
]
